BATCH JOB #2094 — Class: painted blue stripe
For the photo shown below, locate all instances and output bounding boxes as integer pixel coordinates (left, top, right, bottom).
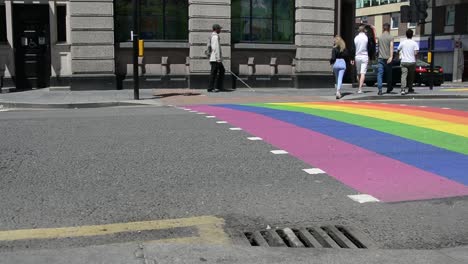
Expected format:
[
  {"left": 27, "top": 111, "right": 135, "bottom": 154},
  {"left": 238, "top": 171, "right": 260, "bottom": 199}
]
[{"left": 219, "top": 104, "right": 468, "bottom": 185}]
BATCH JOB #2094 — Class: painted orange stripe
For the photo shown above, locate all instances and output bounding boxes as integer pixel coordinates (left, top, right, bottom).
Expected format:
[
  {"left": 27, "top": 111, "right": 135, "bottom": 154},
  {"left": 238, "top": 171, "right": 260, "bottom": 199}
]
[{"left": 315, "top": 102, "right": 468, "bottom": 125}]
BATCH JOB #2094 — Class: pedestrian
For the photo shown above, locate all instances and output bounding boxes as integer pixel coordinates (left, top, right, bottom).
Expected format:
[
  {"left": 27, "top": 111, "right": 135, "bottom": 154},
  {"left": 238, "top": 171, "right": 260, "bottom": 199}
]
[
  {"left": 330, "top": 36, "right": 350, "bottom": 99},
  {"left": 398, "top": 29, "right": 419, "bottom": 95},
  {"left": 352, "top": 25, "right": 369, "bottom": 94},
  {"left": 207, "top": 24, "right": 225, "bottom": 93},
  {"left": 377, "top": 23, "right": 394, "bottom": 95}
]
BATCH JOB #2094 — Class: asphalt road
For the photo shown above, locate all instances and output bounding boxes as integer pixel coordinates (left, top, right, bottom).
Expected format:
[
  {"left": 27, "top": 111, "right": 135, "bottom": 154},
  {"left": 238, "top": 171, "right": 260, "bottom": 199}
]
[{"left": 0, "top": 102, "right": 467, "bottom": 252}]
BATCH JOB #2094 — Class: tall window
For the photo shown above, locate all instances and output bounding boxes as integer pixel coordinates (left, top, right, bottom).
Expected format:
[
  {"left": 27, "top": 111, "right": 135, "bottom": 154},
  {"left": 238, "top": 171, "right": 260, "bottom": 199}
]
[
  {"left": 115, "top": 0, "right": 188, "bottom": 42},
  {"left": 391, "top": 13, "right": 400, "bottom": 29},
  {"left": 0, "top": 5, "right": 7, "bottom": 43},
  {"left": 445, "top": 5, "right": 455, "bottom": 26},
  {"left": 232, "top": 0, "right": 294, "bottom": 43},
  {"left": 57, "top": 5, "right": 67, "bottom": 43}
]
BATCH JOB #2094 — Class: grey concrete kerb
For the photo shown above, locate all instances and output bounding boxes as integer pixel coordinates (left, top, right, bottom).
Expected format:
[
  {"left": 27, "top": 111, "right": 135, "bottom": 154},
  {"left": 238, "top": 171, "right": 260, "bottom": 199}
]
[{"left": 0, "top": 101, "right": 153, "bottom": 109}]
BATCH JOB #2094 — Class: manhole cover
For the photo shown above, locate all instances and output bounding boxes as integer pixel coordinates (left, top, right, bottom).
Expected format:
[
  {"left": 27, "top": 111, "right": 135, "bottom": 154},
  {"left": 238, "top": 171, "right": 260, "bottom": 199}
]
[{"left": 243, "top": 226, "right": 374, "bottom": 249}]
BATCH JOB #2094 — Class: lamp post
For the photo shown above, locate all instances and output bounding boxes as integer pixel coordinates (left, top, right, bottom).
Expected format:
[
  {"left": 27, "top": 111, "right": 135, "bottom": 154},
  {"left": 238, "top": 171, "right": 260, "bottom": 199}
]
[
  {"left": 132, "top": 0, "right": 140, "bottom": 100},
  {"left": 429, "top": 0, "right": 436, "bottom": 90}
]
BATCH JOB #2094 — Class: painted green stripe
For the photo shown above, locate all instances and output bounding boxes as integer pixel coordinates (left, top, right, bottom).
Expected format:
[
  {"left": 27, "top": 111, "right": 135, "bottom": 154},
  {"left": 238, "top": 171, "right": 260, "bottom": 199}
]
[{"left": 252, "top": 103, "right": 468, "bottom": 155}]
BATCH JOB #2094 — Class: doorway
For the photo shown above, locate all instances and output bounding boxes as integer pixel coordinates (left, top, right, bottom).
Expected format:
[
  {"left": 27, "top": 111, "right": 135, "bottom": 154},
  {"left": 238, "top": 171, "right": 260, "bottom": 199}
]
[
  {"left": 13, "top": 4, "right": 51, "bottom": 89},
  {"left": 338, "top": 0, "right": 356, "bottom": 83}
]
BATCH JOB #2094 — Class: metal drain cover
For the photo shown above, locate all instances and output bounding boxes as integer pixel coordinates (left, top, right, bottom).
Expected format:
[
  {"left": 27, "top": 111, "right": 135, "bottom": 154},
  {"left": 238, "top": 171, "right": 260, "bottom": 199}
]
[{"left": 244, "top": 226, "right": 375, "bottom": 249}]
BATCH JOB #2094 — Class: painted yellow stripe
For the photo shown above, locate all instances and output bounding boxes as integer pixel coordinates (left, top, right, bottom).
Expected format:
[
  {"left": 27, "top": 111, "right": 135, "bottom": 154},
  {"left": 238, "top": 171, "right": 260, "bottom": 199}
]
[
  {"left": 443, "top": 88, "right": 468, "bottom": 92},
  {"left": 0, "top": 215, "right": 229, "bottom": 245},
  {"left": 272, "top": 103, "right": 468, "bottom": 138}
]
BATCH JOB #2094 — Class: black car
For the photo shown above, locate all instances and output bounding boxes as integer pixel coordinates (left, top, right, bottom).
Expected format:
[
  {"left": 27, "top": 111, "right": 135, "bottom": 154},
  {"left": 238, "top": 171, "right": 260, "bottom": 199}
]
[{"left": 365, "top": 59, "right": 444, "bottom": 87}]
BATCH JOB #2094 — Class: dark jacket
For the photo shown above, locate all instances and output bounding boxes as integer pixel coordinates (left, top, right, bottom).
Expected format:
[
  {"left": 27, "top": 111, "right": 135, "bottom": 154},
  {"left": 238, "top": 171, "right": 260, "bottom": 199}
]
[{"left": 330, "top": 47, "right": 350, "bottom": 65}]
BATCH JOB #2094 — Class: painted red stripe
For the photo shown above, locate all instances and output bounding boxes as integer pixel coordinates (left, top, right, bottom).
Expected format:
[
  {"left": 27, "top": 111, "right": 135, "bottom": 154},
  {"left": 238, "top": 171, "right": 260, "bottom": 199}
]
[{"left": 190, "top": 105, "right": 468, "bottom": 202}]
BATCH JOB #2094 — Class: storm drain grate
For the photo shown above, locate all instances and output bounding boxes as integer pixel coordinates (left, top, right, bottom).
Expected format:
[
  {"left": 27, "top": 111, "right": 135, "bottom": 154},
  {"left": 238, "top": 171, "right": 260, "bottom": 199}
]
[{"left": 244, "top": 226, "right": 374, "bottom": 249}]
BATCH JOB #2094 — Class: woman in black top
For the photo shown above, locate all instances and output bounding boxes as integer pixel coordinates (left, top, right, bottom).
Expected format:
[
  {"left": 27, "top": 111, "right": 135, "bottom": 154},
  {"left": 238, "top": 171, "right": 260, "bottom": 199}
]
[{"left": 330, "top": 36, "right": 350, "bottom": 99}]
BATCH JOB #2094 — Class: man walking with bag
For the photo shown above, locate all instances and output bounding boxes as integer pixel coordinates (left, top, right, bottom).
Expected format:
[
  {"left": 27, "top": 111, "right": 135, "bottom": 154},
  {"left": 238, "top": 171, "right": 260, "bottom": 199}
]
[
  {"left": 207, "top": 24, "right": 225, "bottom": 92},
  {"left": 377, "top": 23, "right": 394, "bottom": 95}
]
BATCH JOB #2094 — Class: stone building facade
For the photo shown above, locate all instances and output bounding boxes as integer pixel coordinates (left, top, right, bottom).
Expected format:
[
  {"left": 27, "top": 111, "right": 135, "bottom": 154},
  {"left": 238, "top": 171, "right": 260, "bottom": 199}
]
[{"left": 0, "top": 0, "right": 356, "bottom": 91}]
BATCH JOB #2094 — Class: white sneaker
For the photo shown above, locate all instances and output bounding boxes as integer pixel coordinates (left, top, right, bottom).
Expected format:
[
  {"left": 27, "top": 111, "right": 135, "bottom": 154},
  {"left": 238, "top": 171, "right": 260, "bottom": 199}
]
[{"left": 358, "top": 90, "right": 363, "bottom": 94}]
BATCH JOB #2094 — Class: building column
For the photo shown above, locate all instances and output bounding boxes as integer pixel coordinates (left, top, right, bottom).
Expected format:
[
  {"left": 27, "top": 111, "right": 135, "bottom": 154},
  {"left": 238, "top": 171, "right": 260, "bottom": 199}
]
[
  {"left": 69, "top": 0, "right": 115, "bottom": 89},
  {"left": 188, "top": 0, "right": 231, "bottom": 89},
  {"left": 3, "top": 0, "right": 15, "bottom": 78},
  {"left": 295, "top": 0, "right": 335, "bottom": 88}
]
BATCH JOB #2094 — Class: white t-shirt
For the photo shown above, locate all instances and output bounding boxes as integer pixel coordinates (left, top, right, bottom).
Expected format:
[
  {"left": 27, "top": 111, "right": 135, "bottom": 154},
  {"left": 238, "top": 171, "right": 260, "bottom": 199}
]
[
  {"left": 209, "top": 32, "right": 222, "bottom": 62},
  {"left": 398, "top": 39, "right": 419, "bottom": 63},
  {"left": 354, "top": 33, "right": 368, "bottom": 57}
]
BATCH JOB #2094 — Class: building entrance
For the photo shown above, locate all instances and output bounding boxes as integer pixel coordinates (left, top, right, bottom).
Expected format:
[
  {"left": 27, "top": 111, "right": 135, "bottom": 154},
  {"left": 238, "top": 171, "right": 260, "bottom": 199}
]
[{"left": 13, "top": 4, "right": 51, "bottom": 89}]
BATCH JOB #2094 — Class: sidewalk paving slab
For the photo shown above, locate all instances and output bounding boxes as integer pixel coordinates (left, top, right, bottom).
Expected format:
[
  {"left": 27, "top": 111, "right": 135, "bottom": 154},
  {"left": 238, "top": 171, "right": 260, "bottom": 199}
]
[{"left": 0, "top": 86, "right": 467, "bottom": 109}]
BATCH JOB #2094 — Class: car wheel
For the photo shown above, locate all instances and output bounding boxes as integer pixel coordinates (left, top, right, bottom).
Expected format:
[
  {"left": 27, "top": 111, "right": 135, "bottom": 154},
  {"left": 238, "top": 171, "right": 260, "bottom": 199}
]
[
  {"left": 434, "top": 82, "right": 442, "bottom": 87},
  {"left": 365, "top": 82, "right": 375, "bottom": 87}
]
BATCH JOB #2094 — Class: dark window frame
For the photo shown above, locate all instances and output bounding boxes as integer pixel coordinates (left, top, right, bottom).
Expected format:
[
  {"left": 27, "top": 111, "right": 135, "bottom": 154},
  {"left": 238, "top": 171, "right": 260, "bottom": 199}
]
[
  {"left": 0, "top": 5, "right": 7, "bottom": 43},
  {"left": 56, "top": 5, "right": 67, "bottom": 43},
  {"left": 233, "top": 0, "right": 295, "bottom": 44},
  {"left": 115, "top": 0, "right": 188, "bottom": 43}
]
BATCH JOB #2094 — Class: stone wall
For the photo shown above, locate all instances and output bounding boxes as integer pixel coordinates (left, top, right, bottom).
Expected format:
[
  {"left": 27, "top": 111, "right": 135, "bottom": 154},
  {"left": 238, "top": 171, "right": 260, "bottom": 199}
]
[{"left": 69, "top": 0, "right": 114, "bottom": 76}]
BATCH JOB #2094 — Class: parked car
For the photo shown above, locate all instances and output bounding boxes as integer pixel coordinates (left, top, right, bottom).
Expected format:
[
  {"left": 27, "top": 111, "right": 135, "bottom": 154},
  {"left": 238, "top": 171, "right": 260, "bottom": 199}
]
[{"left": 365, "top": 58, "right": 444, "bottom": 87}]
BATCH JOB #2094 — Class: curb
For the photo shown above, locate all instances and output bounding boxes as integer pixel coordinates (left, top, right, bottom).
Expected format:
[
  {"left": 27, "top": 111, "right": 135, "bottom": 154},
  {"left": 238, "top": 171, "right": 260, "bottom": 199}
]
[
  {"left": 348, "top": 94, "right": 468, "bottom": 101},
  {"left": 0, "top": 101, "right": 153, "bottom": 109}
]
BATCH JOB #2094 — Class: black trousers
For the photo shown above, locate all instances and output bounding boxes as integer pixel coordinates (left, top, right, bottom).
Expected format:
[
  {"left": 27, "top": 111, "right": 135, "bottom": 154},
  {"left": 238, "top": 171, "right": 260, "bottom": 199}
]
[{"left": 209, "top": 62, "right": 225, "bottom": 90}]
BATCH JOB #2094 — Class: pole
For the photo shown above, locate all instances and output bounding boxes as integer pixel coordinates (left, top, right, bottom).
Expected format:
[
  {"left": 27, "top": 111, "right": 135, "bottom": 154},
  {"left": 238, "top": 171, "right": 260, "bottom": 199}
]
[
  {"left": 429, "top": 0, "right": 435, "bottom": 90},
  {"left": 132, "top": 0, "right": 140, "bottom": 100}
]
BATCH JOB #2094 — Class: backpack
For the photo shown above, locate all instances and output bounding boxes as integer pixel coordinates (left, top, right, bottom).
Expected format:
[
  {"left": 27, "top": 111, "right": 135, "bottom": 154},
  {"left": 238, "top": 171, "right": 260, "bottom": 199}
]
[{"left": 204, "top": 36, "right": 212, "bottom": 58}]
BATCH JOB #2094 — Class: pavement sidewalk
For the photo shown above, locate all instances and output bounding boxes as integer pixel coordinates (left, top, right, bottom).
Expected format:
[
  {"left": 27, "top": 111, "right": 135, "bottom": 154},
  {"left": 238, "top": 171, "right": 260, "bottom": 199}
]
[
  {"left": 0, "top": 85, "right": 467, "bottom": 109},
  {"left": 0, "top": 242, "right": 467, "bottom": 264}
]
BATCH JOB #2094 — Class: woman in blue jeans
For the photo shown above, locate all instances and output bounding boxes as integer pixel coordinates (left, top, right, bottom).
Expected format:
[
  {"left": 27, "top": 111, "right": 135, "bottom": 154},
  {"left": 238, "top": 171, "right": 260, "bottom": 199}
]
[{"left": 330, "top": 36, "right": 350, "bottom": 99}]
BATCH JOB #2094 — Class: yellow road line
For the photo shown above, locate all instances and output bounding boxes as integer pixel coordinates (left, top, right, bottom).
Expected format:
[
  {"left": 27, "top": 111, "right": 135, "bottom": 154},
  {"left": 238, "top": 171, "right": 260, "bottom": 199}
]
[
  {"left": 442, "top": 88, "right": 468, "bottom": 92},
  {"left": 0, "top": 215, "right": 230, "bottom": 245}
]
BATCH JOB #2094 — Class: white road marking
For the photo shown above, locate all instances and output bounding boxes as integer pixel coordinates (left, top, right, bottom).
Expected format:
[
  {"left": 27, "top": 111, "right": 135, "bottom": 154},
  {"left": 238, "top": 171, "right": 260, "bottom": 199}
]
[
  {"left": 216, "top": 121, "right": 228, "bottom": 124},
  {"left": 247, "top": 137, "right": 263, "bottom": 141},
  {"left": 442, "top": 107, "right": 451, "bottom": 110},
  {"left": 270, "top": 150, "right": 288, "bottom": 155},
  {"left": 189, "top": 111, "right": 197, "bottom": 113},
  {"left": 229, "top": 128, "right": 242, "bottom": 131},
  {"left": 183, "top": 108, "right": 191, "bottom": 111},
  {"left": 348, "top": 194, "right": 380, "bottom": 204},
  {"left": 206, "top": 116, "right": 216, "bottom": 118},
  {"left": 418, "top": 106, "right": 427, "bottom": 108},
  {"left": 303, "top": 168, "right": 326, "bottom": 175},
  {"left": 197, "top": 112, "right": 206, "bottom": 115}
]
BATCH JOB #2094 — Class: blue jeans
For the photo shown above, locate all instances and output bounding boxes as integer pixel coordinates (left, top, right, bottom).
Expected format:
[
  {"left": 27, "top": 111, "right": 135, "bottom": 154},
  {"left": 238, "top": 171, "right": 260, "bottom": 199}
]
[
  {"left": 377, "top": 58, "right": 393, "bottom": 91},
  {"left": 333, "top": 59, "right": 346, "bottom": 91}
]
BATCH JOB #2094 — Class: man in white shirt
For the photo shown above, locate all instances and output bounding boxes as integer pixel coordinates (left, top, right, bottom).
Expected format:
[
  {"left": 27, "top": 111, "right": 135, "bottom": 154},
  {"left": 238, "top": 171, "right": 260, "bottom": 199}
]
[
  {"left": 208, "top": 24, "right": 225, "bottom": 92},
  {"left": 398, "top": 29, "right": 419, "bottom": 95},
  {"left": 352, "top": 25, "right": 369, "bottom": 94}
]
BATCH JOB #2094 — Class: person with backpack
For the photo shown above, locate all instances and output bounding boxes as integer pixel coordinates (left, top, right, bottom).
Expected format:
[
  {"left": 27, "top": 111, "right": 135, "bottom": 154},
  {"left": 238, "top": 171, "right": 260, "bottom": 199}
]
[
  {"left": 206, "top": 24, "right": 225, "bottom": 92},
  {"left": 330, "top": 36, "right": 350, "bottom": 99}
]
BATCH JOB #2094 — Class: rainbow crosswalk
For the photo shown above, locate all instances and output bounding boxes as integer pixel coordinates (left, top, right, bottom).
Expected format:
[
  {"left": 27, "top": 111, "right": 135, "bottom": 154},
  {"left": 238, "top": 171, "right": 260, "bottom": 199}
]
[{"left": 188, "top": 102, "right": 468, "bottom": 203}]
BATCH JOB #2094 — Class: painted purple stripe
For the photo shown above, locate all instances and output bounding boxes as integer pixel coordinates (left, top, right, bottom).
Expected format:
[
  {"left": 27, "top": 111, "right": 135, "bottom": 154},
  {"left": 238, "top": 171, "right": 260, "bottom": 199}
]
[{"left": 191, "top": 105, "right": 468, "bottom": 202}]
